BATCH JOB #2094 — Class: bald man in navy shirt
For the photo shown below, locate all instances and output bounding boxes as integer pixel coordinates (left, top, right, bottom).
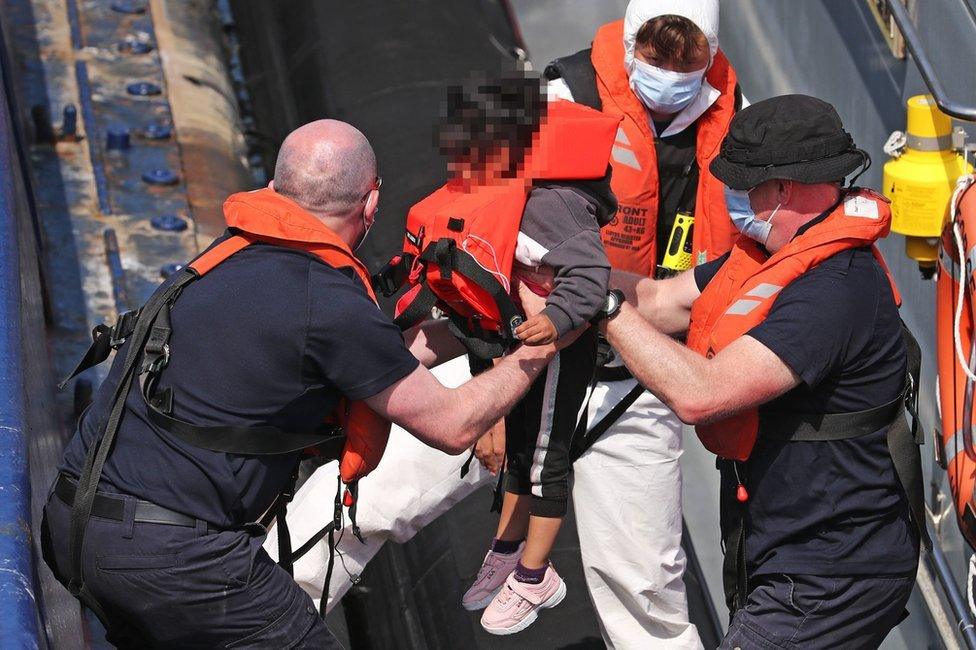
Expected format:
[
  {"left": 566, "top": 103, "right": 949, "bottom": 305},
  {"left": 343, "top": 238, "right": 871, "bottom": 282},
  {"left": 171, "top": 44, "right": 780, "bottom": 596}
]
[{"left": 44, "top": 120, "right": 571, "bottom": 648}]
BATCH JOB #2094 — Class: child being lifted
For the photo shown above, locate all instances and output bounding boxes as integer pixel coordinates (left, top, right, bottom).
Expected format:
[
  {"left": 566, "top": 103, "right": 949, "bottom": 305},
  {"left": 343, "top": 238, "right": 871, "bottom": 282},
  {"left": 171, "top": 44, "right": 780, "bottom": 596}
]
[{"left": 391, "top": 73, "right": 620, "bottom": 634}]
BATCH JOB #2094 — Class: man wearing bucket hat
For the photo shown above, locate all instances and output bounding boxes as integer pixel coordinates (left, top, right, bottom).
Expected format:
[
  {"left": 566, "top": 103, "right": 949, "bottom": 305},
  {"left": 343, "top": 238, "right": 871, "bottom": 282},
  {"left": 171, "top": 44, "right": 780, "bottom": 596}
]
[
  {"left": 577, "top": 94, "right": 928, "bottom": 647},
  {"left": 536, "top": 1, "right": 743, "bottom": 646}
]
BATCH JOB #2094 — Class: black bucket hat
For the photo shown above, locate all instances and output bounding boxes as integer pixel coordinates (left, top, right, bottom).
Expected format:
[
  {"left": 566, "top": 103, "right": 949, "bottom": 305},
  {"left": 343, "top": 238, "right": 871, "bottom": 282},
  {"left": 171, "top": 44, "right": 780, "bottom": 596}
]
[{"left": 709, "top": 94, "right": 866, "bottom": 190}]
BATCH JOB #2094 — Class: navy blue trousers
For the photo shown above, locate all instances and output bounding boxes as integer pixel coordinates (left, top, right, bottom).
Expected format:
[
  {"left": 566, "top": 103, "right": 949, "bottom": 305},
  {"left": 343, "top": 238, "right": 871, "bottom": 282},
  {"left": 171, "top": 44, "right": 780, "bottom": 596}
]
[
  {"left": 720, "top": 572, "right": 915, "bottom": 650},
  {"left": 42, "top": 488, "right": 341, "bottom": 649}
]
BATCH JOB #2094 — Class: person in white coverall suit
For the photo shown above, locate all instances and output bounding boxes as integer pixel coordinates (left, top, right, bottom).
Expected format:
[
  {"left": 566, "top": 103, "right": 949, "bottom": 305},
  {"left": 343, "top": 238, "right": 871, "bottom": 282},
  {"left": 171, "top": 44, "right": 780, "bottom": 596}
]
[
  {"left": 543, "top": 1, "right": 743, "bottom": 647},
  {"left": 268, "top": 2, "right": 743, "bottom": 648}
]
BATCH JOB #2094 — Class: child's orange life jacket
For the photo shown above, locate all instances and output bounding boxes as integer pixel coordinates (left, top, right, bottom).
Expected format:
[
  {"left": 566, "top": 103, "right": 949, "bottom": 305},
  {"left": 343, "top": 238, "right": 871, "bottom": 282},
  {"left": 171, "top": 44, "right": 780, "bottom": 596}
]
[{"left": 383, "top": 100, "right": 621, "bottom": 358}]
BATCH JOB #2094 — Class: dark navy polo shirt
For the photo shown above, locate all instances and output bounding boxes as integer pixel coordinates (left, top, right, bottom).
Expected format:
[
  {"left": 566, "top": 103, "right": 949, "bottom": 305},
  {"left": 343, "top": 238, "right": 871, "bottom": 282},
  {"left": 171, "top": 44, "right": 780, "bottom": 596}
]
[
  {"left": 60, "top": 240, "right": 419, "bottom": 528},
  {"left": 695, "top": 246, "right": 918, "bottom": 576}
]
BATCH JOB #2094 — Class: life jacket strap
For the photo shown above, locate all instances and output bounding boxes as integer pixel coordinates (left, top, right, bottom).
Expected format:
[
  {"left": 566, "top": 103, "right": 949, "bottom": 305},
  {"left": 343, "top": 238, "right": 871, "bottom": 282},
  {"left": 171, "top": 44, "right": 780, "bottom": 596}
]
[
  {"left": 722, "top": 323, "right": 930, "bottom": 613},
  {"left": 273, "top": 466, "right": 299, "bottom": 577},
  {"left": 372, "top": 253, "right": 413, "bottom": 298},
  {"left": 393, "top": 283, "right": 438, "bottom": 332},
  {"left": 415, "top": 237, "right": 526, "bottom": 359},
  {"left": 446, "top": 315, "right": 509, "bottom": 360},
  {"left": 759, "top": 393, "right": 904, "bottom": 442},
  {"left": 57, "top": 308, "right": 142, "bottom": 389},
  {"left": 131, "top": 296, "right": 348, "bottom": 457},
  {"left": 543, "top": 48, "right": 601, "bottom": 111},
  {"left": 570, "top": 381, "right": 644, "bottom": 463},
  {"left": 67, "top": 267, "right": 199, "bottom": 609}
]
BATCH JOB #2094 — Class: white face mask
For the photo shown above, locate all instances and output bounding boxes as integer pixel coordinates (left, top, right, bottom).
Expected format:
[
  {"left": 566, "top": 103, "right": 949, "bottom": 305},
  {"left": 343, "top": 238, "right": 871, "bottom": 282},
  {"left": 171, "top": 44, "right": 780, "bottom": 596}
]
[
  {"left": 628, "top": 59, "right": 706, "bottom": 115},
  {"left": 724, "top": 186, "right": 781, "bottom": 246}
]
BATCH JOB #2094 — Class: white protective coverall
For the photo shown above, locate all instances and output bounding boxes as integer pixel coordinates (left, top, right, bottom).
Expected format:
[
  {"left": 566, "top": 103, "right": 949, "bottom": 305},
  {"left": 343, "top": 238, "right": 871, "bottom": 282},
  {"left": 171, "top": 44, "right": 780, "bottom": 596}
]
[
  {"left": 264, "top": 356, "right": 493, "bottom": 610},
  {"left": 547, "top": 1, "right": 721, "bottom": 648}
]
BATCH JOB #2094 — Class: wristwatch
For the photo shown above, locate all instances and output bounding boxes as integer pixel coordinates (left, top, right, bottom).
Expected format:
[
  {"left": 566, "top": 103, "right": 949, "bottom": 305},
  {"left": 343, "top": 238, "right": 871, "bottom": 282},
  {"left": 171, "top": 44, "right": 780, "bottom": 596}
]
[{"left": 595, "top": 289, "right": 625, "bottom": 323}]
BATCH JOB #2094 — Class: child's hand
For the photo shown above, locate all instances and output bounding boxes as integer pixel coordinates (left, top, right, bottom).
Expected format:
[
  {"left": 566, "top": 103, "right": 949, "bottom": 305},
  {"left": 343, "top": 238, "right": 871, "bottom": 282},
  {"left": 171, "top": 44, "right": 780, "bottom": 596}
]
[
  {"left": 474, "top": 419, "right": 506, "bottom": 476},
  {"left": 515, "top": 313, "right": 558, "bottom": 345}
]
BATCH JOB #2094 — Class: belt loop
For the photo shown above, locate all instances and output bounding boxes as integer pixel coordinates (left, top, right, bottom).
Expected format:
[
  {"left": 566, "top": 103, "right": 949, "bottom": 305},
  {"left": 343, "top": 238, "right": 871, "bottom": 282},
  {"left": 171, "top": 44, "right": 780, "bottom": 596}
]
[
  {"left": 194, "top": 518, "right": 209, "bottom": 537},
  {"left": 121, "top": 498, "right": 136, "bottom": 539}
]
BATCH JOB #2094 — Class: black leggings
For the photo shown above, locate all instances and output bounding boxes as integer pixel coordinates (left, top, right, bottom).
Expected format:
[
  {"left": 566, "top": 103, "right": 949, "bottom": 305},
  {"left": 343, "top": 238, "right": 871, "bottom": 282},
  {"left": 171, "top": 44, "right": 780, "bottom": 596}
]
[{"left": 504, "top": 328, "right": 596, "bottom": 517}]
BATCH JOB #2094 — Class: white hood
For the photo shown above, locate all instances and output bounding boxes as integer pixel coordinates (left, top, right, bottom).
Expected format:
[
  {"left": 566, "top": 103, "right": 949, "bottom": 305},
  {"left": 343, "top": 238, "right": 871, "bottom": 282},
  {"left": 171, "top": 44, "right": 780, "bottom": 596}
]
[{"left": 623, "top": 0, "right": 720, "bottom": 71}]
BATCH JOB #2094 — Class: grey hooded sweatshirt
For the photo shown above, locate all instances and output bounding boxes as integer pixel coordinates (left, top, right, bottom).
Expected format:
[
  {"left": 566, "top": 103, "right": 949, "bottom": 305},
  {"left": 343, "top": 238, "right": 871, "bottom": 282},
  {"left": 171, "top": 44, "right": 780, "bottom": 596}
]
[{"left": 515, "top": 182, "right": 615, "bottom": 337}]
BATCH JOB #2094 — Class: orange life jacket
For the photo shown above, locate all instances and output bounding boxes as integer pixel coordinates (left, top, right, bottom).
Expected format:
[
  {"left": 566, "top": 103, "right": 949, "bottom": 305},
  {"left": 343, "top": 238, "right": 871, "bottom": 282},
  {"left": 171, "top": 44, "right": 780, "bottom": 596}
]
[
  {"left": 187, "top": 188, "right": 391, "bottom": 483},
  {"left": 590, "top": 20, "right": 739, "bottom": 276},
  {"left": 391, "top": 100, "right": 620, "bottom": 356},
  {"left": 686, "top": 189, "right": 899, "bottom": 460}
]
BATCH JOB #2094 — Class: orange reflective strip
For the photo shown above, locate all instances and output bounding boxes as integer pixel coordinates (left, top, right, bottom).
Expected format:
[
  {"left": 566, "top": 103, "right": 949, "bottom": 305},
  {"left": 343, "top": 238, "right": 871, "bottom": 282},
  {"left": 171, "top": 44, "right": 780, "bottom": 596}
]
[{"left": 188, "top": 235, "right": 252, "bottom": 276}]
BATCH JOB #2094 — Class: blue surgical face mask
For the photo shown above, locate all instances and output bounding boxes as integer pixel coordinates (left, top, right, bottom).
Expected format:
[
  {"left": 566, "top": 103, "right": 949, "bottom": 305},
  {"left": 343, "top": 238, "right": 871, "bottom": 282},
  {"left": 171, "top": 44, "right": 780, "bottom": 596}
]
[
  {"left": 628, "top": 58, "right": 706, "bottom": 115},
  {"left": 724, "top": 186, "right": 781, "bottom": 246}
]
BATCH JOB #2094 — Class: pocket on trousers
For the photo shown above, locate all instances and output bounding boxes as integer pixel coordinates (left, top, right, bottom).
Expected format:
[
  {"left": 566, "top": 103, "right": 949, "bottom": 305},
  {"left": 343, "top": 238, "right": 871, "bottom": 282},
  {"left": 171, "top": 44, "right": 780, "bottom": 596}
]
[
  {"left": 785, "top": 574, "right": 837, "bottom": 617},
  {"left": 97, "top": 553, "right": 180, "bottom": 572},
  {"left": 173, "top": 530, "right": 257, "bottom": 591}
]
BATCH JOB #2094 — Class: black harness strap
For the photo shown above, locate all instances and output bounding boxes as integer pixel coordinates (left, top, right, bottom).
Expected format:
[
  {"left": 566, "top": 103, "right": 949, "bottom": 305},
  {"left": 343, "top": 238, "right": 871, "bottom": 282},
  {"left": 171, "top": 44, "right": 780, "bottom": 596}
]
[
  {"left": 723, "top": 325, "right": 930, "bottom": 613},
  {"left": 64, "top": 262, "right": 354, "bottom": 618},
  {"left": 885, "top": 412, "right": 931, "bottom": 549},
  {"left": 446, "top": 315, "right": 508, "bottom": 361},
  {"left": 290, "top": 509, "right": 339, "bottom": 565},
  {"left": 571, "top": 382, "right": 644, "bottom": 463},
  {"left": 145, "top": 396, "right": 346, "bottom": 456},
  {"left": 58, "top": 308, "right": 142, "bottom": 390},
  {"left": 67, "top": 269, "right": 198, "bottom": 615},
  {"left": 760, "top": 394, "right": 904, "bottom": 442},
  {"left": 275, "top": 468, "right": 299, "bottom": 577},
  {"left": 133, "top": 300, "right": 348, "bottom": 457}
]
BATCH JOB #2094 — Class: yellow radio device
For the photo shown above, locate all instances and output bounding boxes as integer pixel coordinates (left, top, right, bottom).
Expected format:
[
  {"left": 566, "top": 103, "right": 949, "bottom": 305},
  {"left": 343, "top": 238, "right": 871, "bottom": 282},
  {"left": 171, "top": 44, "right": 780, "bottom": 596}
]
[{"left": 659, "top": 211, "right": 695, "bottom": 277}]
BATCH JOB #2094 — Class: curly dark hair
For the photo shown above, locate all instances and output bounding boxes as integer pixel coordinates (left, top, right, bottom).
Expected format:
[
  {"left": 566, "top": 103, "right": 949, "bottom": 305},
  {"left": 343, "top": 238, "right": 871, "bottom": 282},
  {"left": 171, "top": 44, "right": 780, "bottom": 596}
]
[{"left": 438, "top": 72, "right": 546, "bottom": 178}]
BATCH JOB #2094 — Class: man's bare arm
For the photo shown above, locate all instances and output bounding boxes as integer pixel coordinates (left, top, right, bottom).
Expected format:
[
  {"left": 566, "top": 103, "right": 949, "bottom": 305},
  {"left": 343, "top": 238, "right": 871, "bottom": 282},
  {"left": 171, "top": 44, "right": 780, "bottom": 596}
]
[
  {"left": 606, "top": 304, "right": 799, "bottom": 424},
  {"left": 611, "top": 269, "right": 701, "bottom": 335},
  {"left": 403, "top": 318, "right": 466, "bottom": 368},
  {"left": 364, "top": 343, "right": 556, "bottom": 454}
]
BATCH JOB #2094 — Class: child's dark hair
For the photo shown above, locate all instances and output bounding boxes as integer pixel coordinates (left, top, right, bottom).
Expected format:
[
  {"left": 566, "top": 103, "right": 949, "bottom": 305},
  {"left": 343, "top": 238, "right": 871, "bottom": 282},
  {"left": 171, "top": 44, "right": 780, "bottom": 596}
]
[{"left": 438, "top": 72, "right": 546, "bottom": 178}]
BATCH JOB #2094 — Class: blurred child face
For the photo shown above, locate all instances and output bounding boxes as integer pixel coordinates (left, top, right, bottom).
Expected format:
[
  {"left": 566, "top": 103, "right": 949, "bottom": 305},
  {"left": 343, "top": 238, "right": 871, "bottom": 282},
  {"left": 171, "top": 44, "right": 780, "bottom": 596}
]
[{"left": 447, "top": 144, "right": 515, "bottom": 187}]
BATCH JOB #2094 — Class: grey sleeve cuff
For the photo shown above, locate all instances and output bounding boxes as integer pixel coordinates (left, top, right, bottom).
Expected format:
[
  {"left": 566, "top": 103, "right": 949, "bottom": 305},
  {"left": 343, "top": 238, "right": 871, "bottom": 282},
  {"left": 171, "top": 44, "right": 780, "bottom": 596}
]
[
  {"left": 539, "top": 230, "right": 611, "bottom": 330},
  {"left": 542, "top": 304, "right": 575, "bottom": 338}
]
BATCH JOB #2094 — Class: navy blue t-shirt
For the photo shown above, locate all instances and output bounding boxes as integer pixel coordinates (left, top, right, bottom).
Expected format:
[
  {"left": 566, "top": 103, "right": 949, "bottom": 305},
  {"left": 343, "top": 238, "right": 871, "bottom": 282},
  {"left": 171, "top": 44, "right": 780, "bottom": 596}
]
[
  {"left": 60, "top": 241, "right": 419, "bottom": 527},
  {"left": 695, "top": 246, "right": 918, "bottom": 576}
]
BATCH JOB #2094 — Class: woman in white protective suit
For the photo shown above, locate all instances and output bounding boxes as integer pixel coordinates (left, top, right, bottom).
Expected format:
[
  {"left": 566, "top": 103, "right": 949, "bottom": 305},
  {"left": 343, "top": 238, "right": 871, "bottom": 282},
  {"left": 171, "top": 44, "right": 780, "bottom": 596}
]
[{"left": 542, "top": 0, "right": 742, "bottom": 648}]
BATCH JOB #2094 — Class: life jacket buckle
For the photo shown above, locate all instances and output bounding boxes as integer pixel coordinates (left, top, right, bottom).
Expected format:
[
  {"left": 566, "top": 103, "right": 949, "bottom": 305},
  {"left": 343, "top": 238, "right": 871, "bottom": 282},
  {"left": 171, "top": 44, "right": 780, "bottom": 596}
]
[
  {"left": 467, "top": 314, "right": 486, "bottom": 339},
  {"left": 109, "top": 308, "right": 141, "bottom": 348},
  {"left": 372, "top": 254, "right": 412, "bottom": 298},
  {"left": 143, "top": 342, "right": 170, "bottom": 375},
  {"left": 149, "top": 387, "right": 174, "bottom": 414}
]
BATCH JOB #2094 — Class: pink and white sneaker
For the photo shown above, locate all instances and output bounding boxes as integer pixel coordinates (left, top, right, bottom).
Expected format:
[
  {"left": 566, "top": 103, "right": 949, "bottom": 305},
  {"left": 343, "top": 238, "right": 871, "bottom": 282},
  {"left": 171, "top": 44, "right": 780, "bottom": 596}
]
[
  {"left": 461, "top": 543, "right": 524, "bottom": 611},
  {"left": 480, "top": 565, "right": 567, "bottom": 635}
]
